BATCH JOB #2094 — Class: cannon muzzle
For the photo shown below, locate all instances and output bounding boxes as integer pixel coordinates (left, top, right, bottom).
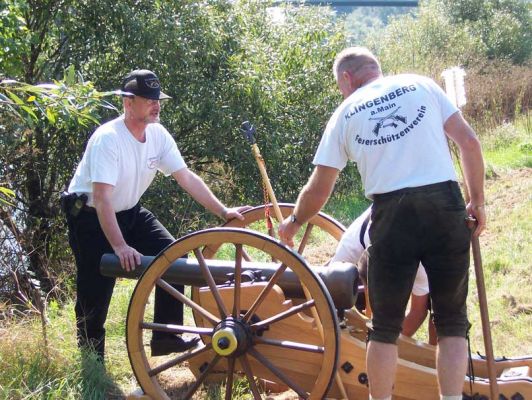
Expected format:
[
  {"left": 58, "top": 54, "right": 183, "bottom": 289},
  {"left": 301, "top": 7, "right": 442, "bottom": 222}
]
[{"left": 100, "top": 254, "right": 358, "bottom": 310}]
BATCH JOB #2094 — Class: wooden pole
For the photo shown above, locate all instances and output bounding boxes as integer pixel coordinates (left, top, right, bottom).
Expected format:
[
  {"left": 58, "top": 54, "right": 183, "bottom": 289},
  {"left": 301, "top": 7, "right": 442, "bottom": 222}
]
[
  {"left": 249, "top": 144, "right": 284, "bottom": 223},
  {"left": 467, "top": 218, "right": 499, "bottom": 400},
  {"left": 243, "top": 122, "right": 348, "bottom": 398},
  {"left": 442, "top": 69, "right": 499, "bottom": 398}
]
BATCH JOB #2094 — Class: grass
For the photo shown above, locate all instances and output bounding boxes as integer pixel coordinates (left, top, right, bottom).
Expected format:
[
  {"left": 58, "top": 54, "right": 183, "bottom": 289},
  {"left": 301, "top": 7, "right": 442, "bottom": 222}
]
[
  {"left": 325, "top": 193, "right": 371, "bottom": 227},
  {"left": 0, "top": 117, "right": 530, "bottom": 399},
  {"left": 467, "top": 166, "right": 531, "bottom": 356},
  {"left": 0, "top": 304, "right": 127, "bottom": 399},
  {"left": 484, "top": 142, "right": 531, "bottom": 170},
  {"left": 480, "top": 113, "right": 531, "bottom": 172}
]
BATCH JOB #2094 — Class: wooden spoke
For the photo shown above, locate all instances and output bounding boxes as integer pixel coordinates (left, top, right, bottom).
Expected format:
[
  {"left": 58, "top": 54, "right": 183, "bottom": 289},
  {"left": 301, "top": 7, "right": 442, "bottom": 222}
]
[
  {"left": 253, "top": 337, "right": 324, "bottom": 354},
  {"left": 250, "top": 299, "right": 315, "bottom": 331},
  {"left": 233, "top": 244, "right": 243, "bottom": 318},
  {"left": 224, "top": 357, "right": 236, "bottom": 400},
  {"left": 157, "top": 278, "right": 220, "bottom": 326},
  {"left": 194, "top": 248, "right": 229, "bottom": 319},
  {"left": 249, "top": 347, "right": 308, "bottom": 399},
  {"left": 242, "top": 248, "right": 253, "bottom": 262},
  {"left": 141, "top": 322, "right": 212, "bottom": 336},
  {"left": 148, "top": 343, "right": 212, "bottom": 377},
  {"left": 240, "top": 354, "right": 263, "bottom": 400},
  {"left": 183, "top": 354, "right": 222, "bottom": 400},
  {"left": 297, "top": 222, "right": 314, "bottom": 254},
  {"left": 242, "top": 263, "right": 288, "bottom": 323}
]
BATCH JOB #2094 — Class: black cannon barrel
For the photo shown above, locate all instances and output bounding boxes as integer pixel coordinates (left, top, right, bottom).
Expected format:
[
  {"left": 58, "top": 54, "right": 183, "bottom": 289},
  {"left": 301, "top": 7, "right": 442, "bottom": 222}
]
[{"left": 100, "top": 254, "right": 358, "bottom": 310}]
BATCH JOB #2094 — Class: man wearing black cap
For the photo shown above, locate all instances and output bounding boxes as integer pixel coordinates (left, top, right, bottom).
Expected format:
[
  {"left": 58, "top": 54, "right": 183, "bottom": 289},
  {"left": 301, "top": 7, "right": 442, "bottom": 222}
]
[{"left": 65, "top": 69, "right": 248, "bottom": 361}]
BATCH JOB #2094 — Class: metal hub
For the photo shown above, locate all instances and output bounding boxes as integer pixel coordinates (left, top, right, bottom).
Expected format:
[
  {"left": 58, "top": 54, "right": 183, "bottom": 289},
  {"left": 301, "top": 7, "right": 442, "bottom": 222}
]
[{"left": 211, "top": 317, "right": 252, "bottom": 357}]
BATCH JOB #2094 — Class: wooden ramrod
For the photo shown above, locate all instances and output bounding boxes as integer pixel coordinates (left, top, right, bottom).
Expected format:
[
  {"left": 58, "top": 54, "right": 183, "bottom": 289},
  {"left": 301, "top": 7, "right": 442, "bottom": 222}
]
[{"left": 100, "top": 254, "right": 359, "bottom": 310}]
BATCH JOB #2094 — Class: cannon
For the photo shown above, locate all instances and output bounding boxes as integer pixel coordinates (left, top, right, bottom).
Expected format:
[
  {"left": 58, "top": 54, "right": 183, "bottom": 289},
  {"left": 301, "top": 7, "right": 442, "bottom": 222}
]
[
  {"left": 101, "top": 205, "right": 532, "bottom": 400},
  {"left": 101, "top": 254, "right": 359, "bottom": 311}
]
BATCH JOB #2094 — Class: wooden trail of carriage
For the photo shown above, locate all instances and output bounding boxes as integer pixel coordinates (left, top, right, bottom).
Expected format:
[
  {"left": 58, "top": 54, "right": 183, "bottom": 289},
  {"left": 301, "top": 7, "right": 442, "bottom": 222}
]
[{"left": 100, "top": 204, "right": 532, "bottom": 400}]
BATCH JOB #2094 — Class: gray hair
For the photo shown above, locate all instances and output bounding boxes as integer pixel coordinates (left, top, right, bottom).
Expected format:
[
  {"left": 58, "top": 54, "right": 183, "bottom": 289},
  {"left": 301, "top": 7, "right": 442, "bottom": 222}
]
[{"left": 333, "top": 47, "right": 380, "bottom": 80}]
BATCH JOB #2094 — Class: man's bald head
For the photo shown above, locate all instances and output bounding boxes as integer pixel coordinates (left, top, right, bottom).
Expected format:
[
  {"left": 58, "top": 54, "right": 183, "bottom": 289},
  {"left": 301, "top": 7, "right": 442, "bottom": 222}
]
[
  {"left": 333, "top": 46, "right": 381, "bottom": 80},
  {"left": 333, "top": 47, "right": 383, "bottom": 99}
]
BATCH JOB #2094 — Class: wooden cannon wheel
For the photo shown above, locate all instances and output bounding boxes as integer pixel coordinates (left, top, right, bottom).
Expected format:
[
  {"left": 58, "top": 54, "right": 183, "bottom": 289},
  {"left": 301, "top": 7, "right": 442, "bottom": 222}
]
[
  {"left": 203, "top": 203, "right": 346, "bottom": 262},
  {"left": 193, "top": 204, "right": 350, "bottom": 337},
  {"left": 126, "top": 227, "right": 340, "bottom": 399}
]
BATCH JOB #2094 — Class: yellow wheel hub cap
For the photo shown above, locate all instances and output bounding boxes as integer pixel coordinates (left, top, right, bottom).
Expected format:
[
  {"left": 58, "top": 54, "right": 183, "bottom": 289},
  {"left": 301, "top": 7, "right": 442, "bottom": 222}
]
[{"left": 212, "top": 328, "right": 238, "bottom": 356}]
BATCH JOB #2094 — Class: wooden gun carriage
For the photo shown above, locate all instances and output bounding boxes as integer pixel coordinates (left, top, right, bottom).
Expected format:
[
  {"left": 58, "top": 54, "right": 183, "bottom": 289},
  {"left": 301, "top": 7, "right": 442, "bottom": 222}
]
[{"left": 100, "top": 204, "right": 532, "bottom": 400}]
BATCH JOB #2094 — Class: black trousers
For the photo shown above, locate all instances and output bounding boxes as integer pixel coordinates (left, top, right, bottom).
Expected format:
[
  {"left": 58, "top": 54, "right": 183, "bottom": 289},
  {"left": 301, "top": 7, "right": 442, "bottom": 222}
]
[
  {"left": 368, "top": 181, "right": 471, "bottom": 344},
  {"left": 66, "top": 204, "right": 183, "bottom": 358}
]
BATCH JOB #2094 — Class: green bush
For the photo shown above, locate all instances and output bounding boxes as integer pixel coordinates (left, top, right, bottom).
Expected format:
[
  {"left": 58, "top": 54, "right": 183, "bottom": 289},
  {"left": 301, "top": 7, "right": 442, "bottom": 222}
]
[
  {"left": 441, "top": 0, "right": 531, "bottom": 64},
  {"left": 0, "top": 79, "right": 116, "bottom": 296},
  {"left": 369, "top": 0, "right": 485, "bottom": 74},
  {"left": 1, "top": 0, "right": 350, "bottom": 302}
]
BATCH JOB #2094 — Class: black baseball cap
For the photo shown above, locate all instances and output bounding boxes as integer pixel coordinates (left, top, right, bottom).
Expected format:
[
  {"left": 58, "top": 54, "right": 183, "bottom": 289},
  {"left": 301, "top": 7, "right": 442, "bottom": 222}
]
[{"left": 120, "top": 69, "right": 171, "bottom": 100}]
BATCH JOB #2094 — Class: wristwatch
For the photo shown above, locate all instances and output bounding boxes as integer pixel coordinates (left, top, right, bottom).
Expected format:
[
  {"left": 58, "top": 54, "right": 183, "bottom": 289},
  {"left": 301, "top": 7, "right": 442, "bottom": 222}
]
[{"left": 290, "top": 214, "right": 298, "bottom": 224}]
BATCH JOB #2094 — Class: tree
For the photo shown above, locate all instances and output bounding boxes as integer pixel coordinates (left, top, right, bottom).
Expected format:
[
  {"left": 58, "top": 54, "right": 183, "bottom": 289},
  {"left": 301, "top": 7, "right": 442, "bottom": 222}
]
[
  {"left": 1, "top": 0, "right": 351, "bottom": 305},
  {"left": 368, "top": 0, "right": 485, "bottom": 74},
  {"left": 0, "top": 78, "right": 116, "bottom": 297},
  {"left": 441, "top": 0, "right": 531, "bottom": 64},
  {"left": 369, "top": 0, "right": 531, "bottom": 73}
]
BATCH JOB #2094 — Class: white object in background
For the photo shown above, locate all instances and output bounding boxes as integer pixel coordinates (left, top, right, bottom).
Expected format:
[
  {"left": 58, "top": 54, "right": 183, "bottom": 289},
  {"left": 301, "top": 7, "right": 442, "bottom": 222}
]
[{"left": 441, "top": 67, "right": 467, "bottom": 108}]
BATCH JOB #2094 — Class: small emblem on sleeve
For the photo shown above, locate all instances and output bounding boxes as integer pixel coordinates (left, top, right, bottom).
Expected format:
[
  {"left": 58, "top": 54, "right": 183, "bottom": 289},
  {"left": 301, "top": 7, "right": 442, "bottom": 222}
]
[{"left": 147, "top": 157, "right": 159, "bottom": 169}]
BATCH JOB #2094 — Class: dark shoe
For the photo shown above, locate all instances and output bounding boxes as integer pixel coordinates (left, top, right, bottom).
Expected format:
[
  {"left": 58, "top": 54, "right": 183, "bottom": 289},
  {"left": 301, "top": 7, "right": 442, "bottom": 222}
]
[{"left": 150, "top": 336, "right": 200, "bottom": 356}]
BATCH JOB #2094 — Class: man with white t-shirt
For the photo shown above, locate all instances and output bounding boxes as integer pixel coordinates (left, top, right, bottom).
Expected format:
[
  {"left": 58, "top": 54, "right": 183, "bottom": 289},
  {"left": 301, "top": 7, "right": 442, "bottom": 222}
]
[
  {"left": 279, "top": 47, "right": 485, "bottom": 400},
  {"left": 332, "top": 206, "right": 436, "bottom": 343},
  {"left": 64, "top": 69, "right": 248, "bottom": 361}
]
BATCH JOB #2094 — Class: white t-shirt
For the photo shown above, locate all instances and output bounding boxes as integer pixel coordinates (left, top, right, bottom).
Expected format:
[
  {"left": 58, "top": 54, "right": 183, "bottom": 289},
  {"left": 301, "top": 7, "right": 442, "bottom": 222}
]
[
  {"left": 331, "top": 206, "right": 429, "bottom": 296},
  {"left": 313, "top": 74, "right": 459, "bottom": 198},
  {"left": 68, "top": 116, "right": 186, "bottom": 212}
]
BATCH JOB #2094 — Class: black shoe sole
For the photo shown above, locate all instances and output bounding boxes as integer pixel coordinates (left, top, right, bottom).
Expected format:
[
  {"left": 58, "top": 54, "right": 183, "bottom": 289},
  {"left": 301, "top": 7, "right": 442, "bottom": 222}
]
[{"left": 150, "top": 337, "right": 200, "bottom": 356}]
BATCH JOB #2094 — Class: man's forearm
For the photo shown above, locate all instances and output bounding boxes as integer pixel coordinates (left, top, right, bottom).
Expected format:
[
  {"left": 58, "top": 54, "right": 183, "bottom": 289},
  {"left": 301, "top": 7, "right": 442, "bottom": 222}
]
[
  {"left": 178, "top": 171, "right": 226, "bottom": 218},
  {"left": 444, "top": 112, "right": 485, "bottom": 206},
  {"left": 293, "top": 184, "right": 330, "bottom": 225},
  {"left": 292, "top": 165, "right": 339, "bottom": 224},
  {"left": 460, "top": 137, "right": 485, "bottom": 206},
  {"left": 95, "top": 200, "right": 127, "bottom": 250}
]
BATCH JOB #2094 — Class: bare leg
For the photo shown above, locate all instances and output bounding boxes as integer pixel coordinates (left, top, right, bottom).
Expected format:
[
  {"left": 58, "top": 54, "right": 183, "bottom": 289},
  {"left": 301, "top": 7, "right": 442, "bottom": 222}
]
[
  {"left": 436, "top": 336, "right": 468, "bottom": 396},
  {"left": 366, "top": 341, "right": 398, "bottom": 398},
  {"left": 402, "top": 294, "right": 429, "bottom": 337},
  {"left": 428, "top": 316, "right": 437, "bottom": 345}
]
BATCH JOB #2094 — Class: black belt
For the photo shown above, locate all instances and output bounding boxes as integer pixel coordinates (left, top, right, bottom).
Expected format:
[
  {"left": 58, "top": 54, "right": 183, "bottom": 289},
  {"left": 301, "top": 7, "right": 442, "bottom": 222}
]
[
  {"left": 373, "top": 180, "right": 457, "bottom": 200},
  {"left": 82, "top": 203, "right": 140, "bottom": 215},
  {"left": 82, "top": 205, "right": 97, "bottom": 213}
]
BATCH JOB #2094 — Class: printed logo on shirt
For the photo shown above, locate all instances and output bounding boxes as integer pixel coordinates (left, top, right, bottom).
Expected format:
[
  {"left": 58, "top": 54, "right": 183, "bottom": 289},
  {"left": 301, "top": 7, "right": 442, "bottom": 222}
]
[
  {"left": 369, "top": 107, "right": 407, "bottom": 137},
  {"left": 147, "top": 156, "right": 159, "bottom": 169},
  {"left": 344, "top": 84, "right": 417, "bottom": 120},
  {"left": 354, "top": 105, "right": 427, "bottom": 146}
]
